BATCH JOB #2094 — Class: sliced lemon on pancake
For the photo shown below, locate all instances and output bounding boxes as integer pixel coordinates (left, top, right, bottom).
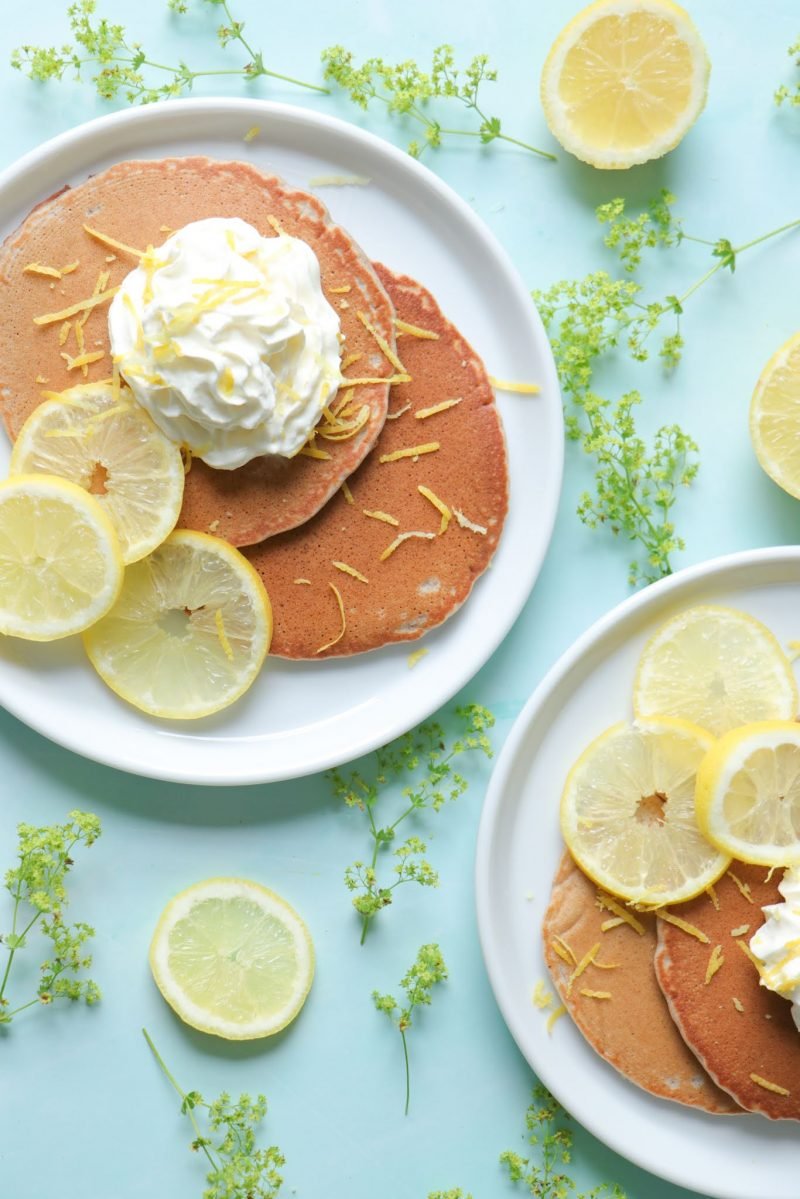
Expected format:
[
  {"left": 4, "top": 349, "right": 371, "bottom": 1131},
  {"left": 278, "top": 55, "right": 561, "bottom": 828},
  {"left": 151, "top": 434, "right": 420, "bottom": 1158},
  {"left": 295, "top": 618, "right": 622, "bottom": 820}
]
[
  {"left": 10, "top": 382, "right": 185, "bottom": 564},
  {"left": 0, "top": 474, "right": 123, "bottom": 641},
  {"left": 83, "top": 530, "right": 271, "bottom": 719},
  {"left": 750, "top": 331, "right": 800, "bottom": 500},
  {"left": 149, "top": 877, "right": 314, "bottom": 1040},
  {"left": 695, "top": 721, "right": 800, "bottom": 866},
  {"left": 540, "top": 0, "right": 710, "bottom": 169},
  {"left": 633, "top": 605, "right": 798, "bottom": 737},
  {"left": 561, "top": 717, "right": 729, "bottom": 905}
]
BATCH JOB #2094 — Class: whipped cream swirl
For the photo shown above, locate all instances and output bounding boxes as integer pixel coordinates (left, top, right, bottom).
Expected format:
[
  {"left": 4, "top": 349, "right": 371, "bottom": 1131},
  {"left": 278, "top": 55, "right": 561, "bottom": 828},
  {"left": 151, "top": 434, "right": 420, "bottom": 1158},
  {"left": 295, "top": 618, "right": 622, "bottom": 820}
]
[
  {"left": 108, "top": 217, "right": 342, "bottom": 469},
  {"left": 750, "top": 865, "right": 800, "bottom": 1030}
]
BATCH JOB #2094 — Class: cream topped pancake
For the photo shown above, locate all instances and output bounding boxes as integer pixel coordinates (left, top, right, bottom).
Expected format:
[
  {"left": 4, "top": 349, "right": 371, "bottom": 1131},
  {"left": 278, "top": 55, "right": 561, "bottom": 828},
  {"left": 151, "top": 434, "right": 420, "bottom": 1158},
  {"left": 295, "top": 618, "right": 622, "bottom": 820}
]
[
  {"left": 543, "top": 851, "right": 741, "bottom": 1115},
  {"left": 247, "top": 264, "right": 509, "bottom": 658},
  {"left": 0, "top": 156, "right": 395, "bottom": 545}
]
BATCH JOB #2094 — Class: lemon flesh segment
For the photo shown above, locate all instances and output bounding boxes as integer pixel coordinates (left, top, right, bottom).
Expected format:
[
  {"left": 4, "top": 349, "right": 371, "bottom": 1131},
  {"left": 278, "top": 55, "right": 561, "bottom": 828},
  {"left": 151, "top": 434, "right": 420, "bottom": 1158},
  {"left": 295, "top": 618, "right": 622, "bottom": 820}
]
[
  {"left": 696, "top": 721, "right": 800, "bottom": 866},
  {"left": 83, "top": 529, "right": 271, "bottom": 719},
  {"left": 750, "top": 332, "right": 800, "bottom": 500},
  {"left": 561, "top": 717, "right": 729, "bottom": 905},
  {"left": 10, "top": 382, "right": 185, "bottom": 564},
  {"left": 633, "top": 604, "right": 798, "bottom": 738},
  {"left": 540, "top": 0, "right": 710, "bottom": 169},
  {"left": 149, "top": 878, "right": 314, "bottom": 1040},
  {"left": 0, "top": 473, "right": 123, "bottom": 641}
]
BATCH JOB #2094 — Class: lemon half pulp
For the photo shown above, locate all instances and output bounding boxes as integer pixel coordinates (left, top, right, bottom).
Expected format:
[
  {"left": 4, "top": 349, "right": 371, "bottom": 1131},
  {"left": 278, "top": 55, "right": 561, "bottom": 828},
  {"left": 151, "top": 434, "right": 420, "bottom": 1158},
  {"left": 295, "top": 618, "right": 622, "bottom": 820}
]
[{"left": 149, "top": 878, "right": 314, "bottom": 1039}]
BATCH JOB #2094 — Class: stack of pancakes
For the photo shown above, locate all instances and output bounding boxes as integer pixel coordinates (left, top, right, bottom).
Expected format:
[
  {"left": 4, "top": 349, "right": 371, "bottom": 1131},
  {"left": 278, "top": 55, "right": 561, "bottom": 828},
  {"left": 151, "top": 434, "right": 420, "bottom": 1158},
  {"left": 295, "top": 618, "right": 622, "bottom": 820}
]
[
  {"left": 0, "top": 157, "right": 508, "bottom": 658},
  {"left": 543, "top": 851, "right": 800, "bottom": 1120}
]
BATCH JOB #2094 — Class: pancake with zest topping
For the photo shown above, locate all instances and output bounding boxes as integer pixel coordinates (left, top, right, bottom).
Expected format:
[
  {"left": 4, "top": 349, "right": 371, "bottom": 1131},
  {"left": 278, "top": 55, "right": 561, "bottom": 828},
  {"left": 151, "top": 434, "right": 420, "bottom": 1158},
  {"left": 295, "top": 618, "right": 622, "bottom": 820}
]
[
  {"left": 655, "top": 863, "right": 800, "bottom": 1119},
  {"left": 247, "top": 264, "right": 508, "bottom": 658},
  {"left": 0, "top": 156, "right": 394, "bottom": 545},
  {"left": 543, "top": 851, "right": 741, "bottom": 1114}
]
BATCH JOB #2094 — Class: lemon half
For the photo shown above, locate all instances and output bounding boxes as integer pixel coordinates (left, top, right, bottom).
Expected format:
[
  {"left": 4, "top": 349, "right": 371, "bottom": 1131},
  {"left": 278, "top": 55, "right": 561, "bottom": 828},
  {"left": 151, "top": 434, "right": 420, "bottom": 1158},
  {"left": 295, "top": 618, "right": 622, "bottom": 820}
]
[
  {"left": 149, "top": 878, "right": 314, "bottom": 1040},
  {"left": 633, "top": 605, "right": 798, "bottom": 737},
  {"left": 540, "top": 0, "right": 710, "bottom": 169},
  {"left": 696, "top": 721, "right": 800, "bottom": 866},
  {"left": 0, "top": 473, "right": 123, "bottom": 640},
  {"left": 83, "top": 529, "right": 271, "bottom": 719},
  {"left": 561, "top": 717, "right": 729, "bottom": 905}
]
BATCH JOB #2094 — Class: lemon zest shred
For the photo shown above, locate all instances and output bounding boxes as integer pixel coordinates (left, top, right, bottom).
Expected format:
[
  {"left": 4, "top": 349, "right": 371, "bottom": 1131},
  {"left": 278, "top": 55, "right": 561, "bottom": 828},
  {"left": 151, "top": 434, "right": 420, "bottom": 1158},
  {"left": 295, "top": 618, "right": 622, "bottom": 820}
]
[
  {"left": 181, "top": 447, "right": 194, "bottom": 476},
  {"left": 380, "top": 530, "right": 436, "bottom": 561},
  {"left": 341, "top": 481, "right": 355, "bottom": 505},
  {"left": 415, "top": 397, "right": 463, "bottom": 420},
  {"left": 345, "top": 374, "right": 411, "bottom": 387},
  {"left": 730, "top": 924, "right": 751, "bottom": 937},
  {"left": 23, "top": 262, "right": 62, "bottom": 279},
  {"left": 207, "top": 520, "right": 220, "bottom": 534},
  {"left": 733, "top": 996, "right": 745, "bottom": 1012},
  {"left": 33, "top": 286, "right": 120, "bottom": 326},
  {"left": 750, "top": 1074, "right": 790, "bottom": 1097},
  {"left": 728, "top": 871, "right": 754, "bottom": 904},
  {"left": 546, "top": 1004, "right": 566, "bottom": 1034},
  {"left": 568, "top": 941, "right": 599, "bottom": 984},
  {"left": 83, "top": 224, "right": 143, "bottom": 259},
  {"left": 453, "top": 508, "right": 488, "bottom": 535},
  {"left": 299, "top": 445, "right": 332, "bottom": 461},
  {"left": 394, "top": 318, "right": 440, "bottom": 340},
  {"left": 736, "top": 939, "right": 766, "bottom": 978},
  {"left": 332, "top": 560, "right": 369, "bottom": 585},
  {"left": 363, "top": 508, "right": 399, "bottom": 527},
  {"left": 267, "top": 215, "right": 284, "bottom": 237},
  {"left": 60, "top": 261, "right": 80, "bottom": 276},
  {"left": 656, "top": 909, "right": 709, "bottom": 943},
  {"left": 379, "top": 442, "right": 439, "bottom": 464},
  {"left": 764, "top": 866, "right": 778, "bottom": 884},
  {"left": 356, "top": 310, "right": 406, "bottom": 374},
  {"left": 407, "top": 647, "right": 429, "bottom": 669},
  {"left": 58, "top": 320, "right": 72, "bottom": 347},
  {"left": 243, "top": 124, "right": 261, "bottom": 142},
  {"left": 34, "top": 374, "right": 48, "bottom": 385},
  {"left": 551, "top": 935, "right": 577, "bottom": 965},
  {"left": 340, "top": 352, "right": 362, "bottom": 372},
  {"left": 531, "top": 980, "right": 554, "bottom": 1010},
  {"left": 385, "top": 404, "right": 411, "bottom": 421},
  {"left": 600, "top": 917, "right": 625, "bottom": 932},
  {"left": 60, "top": 350, "right": 105, "bottom": 372},
  {"left": 316, "top": 583, "right": 346, "bottom": 654},
  {"left": 579, "top": 989, "right": 612, "bottom": 1000},
  {"left": 214, "top": 610, "right": 234, "bottom": 662},
  {"left": 488, "top": 376, "right": 541, "bottom": 394},
  {"left": 293, "top": 578, "right": 312, "bottom": 585},
  {"left": 595, "top": 893, "right": 645, "bottom": 935},
  {"left": 417, "top": 484, "right": 451, "bottom": 534},
  {"left": 706, "top": 884, "right": 720, "bottom": 911},
  {"left": 704, "top": 944, "right": 725, "bottom": 985},
  {"left": 330, "top": 286, "right": 353, "bottom": 295},
  {"left": 78, "top": 270, "right": 111, "bottom": 335}
]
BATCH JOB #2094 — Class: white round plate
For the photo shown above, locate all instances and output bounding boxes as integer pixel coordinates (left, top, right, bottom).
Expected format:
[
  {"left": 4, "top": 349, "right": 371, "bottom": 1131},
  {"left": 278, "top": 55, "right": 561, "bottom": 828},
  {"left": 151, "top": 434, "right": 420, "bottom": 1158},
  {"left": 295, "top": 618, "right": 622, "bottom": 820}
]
[
  {"left": 476, "top": 546, "right": 800, "bottom": 1199},
  {"left": 0, "top": 99, "right": 562, "bottom": 785}
]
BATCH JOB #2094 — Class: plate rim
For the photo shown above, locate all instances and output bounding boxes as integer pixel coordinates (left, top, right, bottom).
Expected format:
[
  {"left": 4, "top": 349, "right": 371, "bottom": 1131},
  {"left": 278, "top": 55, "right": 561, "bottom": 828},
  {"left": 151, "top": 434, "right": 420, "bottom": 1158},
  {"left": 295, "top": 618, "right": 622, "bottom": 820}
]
[
  {"left": 475, "top": 543, "right": 800, "bottom": 1198},
  {"left": 0, "top": 97, "right": 564, "bottom": 785}
]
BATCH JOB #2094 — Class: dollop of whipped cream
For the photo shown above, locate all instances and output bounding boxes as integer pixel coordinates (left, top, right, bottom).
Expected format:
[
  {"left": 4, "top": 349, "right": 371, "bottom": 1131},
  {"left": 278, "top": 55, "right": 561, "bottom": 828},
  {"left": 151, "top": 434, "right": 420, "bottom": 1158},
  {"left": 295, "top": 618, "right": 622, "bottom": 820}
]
[
  {"left": 750, "top": 865, "right": 800, "bottom": 1030},
  {"left": 108, "top": 216, "right": 342, "bottom": 469}
]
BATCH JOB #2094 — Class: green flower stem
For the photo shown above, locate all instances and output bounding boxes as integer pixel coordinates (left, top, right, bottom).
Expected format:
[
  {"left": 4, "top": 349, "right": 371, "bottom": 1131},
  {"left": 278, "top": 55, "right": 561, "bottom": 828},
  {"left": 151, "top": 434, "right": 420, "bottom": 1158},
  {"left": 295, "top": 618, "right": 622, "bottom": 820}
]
[{"left": 142, "top": 1028, "right": 219, "bottom": 1175}]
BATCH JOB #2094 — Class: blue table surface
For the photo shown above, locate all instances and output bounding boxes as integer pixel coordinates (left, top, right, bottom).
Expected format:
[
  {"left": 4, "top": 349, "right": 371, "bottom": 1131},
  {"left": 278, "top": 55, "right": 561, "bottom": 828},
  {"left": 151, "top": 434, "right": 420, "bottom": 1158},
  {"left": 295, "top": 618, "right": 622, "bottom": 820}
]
[{"left": 2, "top": 2, "right": 800, "bottom": 1197}]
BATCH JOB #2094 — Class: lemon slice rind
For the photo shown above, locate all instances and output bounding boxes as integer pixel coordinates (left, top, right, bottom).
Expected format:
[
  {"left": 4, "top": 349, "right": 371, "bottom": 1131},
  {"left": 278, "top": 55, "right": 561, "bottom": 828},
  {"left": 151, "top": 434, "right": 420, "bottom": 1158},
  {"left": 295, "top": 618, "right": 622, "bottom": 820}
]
[
  {"left": 561, "top": 716, "right": 730, "bottom": 906},
  {"left": 696, "top": 721, "right": 800, "bottom": 866},
  {"left": 149, "top": 877, "right": 314, "bottom": 1040},
  {"left": 750, "top": 332, "right": 800, "bottom": 501}
]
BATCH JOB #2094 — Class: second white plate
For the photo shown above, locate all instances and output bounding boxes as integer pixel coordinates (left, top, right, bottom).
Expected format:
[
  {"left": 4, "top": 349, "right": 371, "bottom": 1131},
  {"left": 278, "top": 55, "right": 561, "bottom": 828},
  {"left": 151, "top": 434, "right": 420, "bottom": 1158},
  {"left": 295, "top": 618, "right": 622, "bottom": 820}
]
[
  {"left": 0, "top": 98, "right": 562, "bottom": 785},
  {"left": 476, "top": 546, "right": 800, "bottom": 1199}
]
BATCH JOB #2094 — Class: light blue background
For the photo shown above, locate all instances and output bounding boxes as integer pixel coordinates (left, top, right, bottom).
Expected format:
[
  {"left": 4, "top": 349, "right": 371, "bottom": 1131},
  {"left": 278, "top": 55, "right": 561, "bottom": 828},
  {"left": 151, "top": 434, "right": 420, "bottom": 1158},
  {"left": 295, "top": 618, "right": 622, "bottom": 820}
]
[{"left": 2, "top": 2, "right": 800, "bottom": 1197}]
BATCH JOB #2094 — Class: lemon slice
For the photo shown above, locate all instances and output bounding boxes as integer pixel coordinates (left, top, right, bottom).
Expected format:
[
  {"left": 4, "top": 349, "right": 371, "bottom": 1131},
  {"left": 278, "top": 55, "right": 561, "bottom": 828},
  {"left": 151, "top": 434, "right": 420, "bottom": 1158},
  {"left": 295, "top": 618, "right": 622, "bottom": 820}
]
[
  {"left": 695, "top": 721, "right": 800, "bottom": 866},
  {"left": 750, "top": 332, "right": 800, "bottom": 500},
  {"left": 83, "top": 530, "right": 271, "bottom": 719},
  {"left": 561, "top": 717, "right": 729, "bottom": 905},
  {"left": 0, "top": 473, "right": 123, "bottom": 641},
  {"left": 149, "top": 877, "right": 314, "bottom": 1040},
  {"left": 540, "top": 0, "right": 710, "bottom": 169},
  {"left": 10, "top": 382, "right": 185, "bottom": 564},
  {"left": 633, "top": 605, "right": 798, "bottom": 737}
]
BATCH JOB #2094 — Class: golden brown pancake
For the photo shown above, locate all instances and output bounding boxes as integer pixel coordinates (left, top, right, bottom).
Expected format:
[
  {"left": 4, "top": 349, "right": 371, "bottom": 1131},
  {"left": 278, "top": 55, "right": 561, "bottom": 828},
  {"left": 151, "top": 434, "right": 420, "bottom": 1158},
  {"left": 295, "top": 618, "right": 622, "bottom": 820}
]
[
  {"left": 655, "top": 864, "right": 800, "bottom": 1119},
  {"left": 0, "top": 157, "right": 394, "bottom": 545},
  {"left": 543, "top": 851, "right": 741, "bottom": 1114},
  {"left": 247, "top": 264, "right": 508, "bottom": 658}
]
